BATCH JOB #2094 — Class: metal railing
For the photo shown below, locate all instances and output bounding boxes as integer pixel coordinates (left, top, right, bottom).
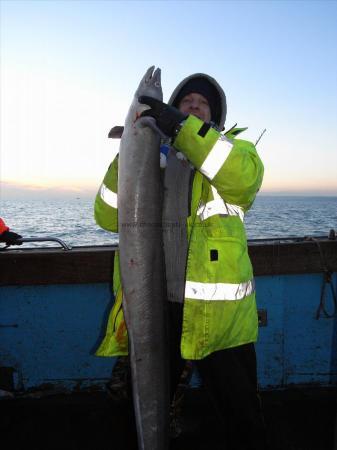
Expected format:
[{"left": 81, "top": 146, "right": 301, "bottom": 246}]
[
  {"left": 1, "top": 229, "right": 335, "bottom": 252},
  {"left": 6, "top": 237, "right": 71, "bottom": 251}
]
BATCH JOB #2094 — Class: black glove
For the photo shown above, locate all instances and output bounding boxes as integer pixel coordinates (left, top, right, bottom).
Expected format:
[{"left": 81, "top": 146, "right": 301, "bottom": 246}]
[
  {"left": 138, "top": 96, "right": 187, "bottom": 138},
  {"left": 0, "top": 230, "right": 22, "bottom": 245}
]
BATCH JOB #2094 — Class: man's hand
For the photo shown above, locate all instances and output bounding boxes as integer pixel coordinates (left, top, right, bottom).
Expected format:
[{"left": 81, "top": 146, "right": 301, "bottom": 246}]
[
  {"left": 138, "top": 96, "right": 187, "bottom": 138},
  {"left": 0, "top": 230, "right": 22, "bottom": 246}
]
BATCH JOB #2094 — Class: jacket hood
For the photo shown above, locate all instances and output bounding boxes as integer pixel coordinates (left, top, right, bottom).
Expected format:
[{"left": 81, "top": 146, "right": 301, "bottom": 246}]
[{"left": 168, "top": 73, "right": 227, "bottom": 130}]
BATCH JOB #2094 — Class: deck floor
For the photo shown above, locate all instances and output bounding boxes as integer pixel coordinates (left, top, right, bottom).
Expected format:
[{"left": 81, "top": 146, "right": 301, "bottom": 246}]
[{"left": 1, "top": 387, "right": 336, "bottom": 450}]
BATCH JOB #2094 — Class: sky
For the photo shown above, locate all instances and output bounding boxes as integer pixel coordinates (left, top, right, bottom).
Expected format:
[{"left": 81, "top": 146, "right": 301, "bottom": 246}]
[{"left": 1, "top": 0, "right": 337, "bottom": 199}]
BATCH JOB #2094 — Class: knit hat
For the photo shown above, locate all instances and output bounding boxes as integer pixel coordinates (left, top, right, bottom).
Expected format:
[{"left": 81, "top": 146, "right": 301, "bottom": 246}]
[{"left": 169, "top": 73, "right": 226, "bottom": 128}]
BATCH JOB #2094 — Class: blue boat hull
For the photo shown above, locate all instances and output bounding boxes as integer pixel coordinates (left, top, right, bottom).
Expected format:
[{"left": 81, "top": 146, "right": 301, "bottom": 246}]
[{"left": 1, "top": 273, "right": 336, "bottom": 390}]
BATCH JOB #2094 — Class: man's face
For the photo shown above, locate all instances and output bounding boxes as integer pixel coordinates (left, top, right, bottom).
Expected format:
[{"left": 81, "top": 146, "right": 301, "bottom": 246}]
[{"left": 178, "top": 92, "right": 211, "bottom": 123}]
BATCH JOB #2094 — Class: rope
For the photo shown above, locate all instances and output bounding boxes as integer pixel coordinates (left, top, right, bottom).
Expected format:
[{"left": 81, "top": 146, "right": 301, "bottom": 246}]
[{"left": 304, "top": 237, "right": 337, "bottom": 319}]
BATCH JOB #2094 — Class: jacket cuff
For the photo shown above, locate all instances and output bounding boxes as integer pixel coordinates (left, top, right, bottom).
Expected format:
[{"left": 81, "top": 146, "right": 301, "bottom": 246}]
[{"left": 173, "top": 115, "right": 219, "bottom": 170}]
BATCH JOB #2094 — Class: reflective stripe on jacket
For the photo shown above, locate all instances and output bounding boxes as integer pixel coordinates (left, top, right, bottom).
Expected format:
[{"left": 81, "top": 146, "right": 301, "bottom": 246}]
[{"left": 94, "top": 115, "right": 264, "bottom": 359}]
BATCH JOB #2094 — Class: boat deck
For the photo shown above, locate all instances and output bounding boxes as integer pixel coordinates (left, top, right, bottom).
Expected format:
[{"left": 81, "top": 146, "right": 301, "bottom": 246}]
[{"left": 1, "top": 387, "right": 336, "bottom": 450}]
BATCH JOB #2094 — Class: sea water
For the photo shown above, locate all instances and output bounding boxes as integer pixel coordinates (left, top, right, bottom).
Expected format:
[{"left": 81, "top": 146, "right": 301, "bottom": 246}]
[{"left": 0, "top": 196, "right": 336, "bottom": 248}]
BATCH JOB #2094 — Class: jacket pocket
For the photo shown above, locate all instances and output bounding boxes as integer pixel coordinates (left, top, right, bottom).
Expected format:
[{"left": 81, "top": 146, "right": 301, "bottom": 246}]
[{"left": 207, "top": 236, "right": 252, "bottom": 283}]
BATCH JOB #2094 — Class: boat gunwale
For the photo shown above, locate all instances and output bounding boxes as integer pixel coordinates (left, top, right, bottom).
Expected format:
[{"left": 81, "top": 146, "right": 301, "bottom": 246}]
[{"left": 0, "top": 239, "right": 336, "bottom": 286}]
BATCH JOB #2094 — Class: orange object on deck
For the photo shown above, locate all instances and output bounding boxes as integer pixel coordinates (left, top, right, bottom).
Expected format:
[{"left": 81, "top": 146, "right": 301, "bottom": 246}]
[{"left": 0, "top": 218, "right": 10, "bottom": 235}]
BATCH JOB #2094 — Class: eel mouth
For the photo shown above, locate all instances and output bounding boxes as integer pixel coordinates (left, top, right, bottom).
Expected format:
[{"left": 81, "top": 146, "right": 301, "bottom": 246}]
[{"left": 134, "top": 111, "right": 142, "bottom": 123}]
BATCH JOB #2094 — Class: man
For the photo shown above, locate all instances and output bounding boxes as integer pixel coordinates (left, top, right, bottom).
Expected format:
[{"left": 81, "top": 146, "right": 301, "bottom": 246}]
[{"left": 95, "top": 73, "right": 266, "bottom": 450}]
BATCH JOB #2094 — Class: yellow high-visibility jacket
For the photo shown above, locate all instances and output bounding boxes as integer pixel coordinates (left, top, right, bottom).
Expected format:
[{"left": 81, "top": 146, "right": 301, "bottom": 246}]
[{"left": 94, "top": 115, "right": 264, "bottom": 359}]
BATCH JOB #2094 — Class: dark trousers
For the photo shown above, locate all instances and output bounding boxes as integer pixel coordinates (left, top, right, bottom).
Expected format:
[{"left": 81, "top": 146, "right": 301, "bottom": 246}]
[{"left": 168, "top": 301, "right": 268, "bottom": 450}]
